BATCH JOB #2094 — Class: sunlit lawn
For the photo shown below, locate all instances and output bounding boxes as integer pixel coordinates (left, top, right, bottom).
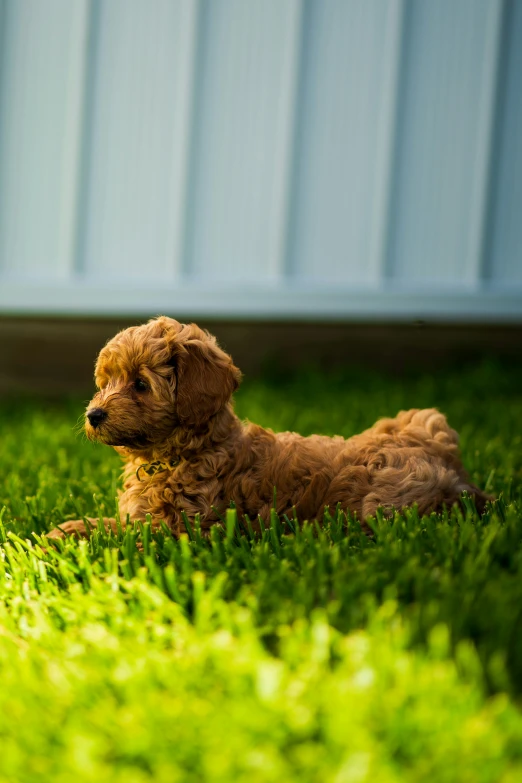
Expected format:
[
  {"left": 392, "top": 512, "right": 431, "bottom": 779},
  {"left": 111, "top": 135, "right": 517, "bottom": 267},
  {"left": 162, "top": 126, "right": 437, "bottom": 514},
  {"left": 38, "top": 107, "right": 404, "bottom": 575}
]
[{"left": 1, "top": 360, "right": 521, "bottom": 782}]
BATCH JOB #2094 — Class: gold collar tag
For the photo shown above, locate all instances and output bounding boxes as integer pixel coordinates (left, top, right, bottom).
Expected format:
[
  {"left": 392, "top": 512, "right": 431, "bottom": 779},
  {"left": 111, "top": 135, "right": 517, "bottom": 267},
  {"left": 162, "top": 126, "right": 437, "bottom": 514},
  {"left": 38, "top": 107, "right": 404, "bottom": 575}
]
[{"left": 136, "top": 459, "right": 180, "bottom": 481}]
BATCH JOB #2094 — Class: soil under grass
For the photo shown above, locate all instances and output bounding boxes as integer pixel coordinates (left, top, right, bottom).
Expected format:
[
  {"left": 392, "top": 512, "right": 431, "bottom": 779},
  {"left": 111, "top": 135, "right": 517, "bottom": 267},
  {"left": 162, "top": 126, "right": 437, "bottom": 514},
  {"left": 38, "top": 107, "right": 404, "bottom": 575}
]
[{"left": 1, "top": 360, "right": 521, "bottom": 782}]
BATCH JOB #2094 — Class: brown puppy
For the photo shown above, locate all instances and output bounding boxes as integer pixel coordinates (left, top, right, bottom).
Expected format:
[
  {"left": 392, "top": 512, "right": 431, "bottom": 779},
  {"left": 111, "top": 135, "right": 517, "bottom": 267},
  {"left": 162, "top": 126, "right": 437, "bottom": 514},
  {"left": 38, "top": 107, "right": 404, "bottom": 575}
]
[{"left": 48, "top": 316, "right": 488, "bottom": 539}]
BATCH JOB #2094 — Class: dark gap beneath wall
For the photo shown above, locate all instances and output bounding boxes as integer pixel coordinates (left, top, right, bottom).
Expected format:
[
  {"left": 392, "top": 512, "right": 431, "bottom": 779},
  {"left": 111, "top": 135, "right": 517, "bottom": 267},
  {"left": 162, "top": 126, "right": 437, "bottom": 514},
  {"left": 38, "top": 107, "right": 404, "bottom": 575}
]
[{"left": 0, "top": 316, "right": 521, "bottom": 395}]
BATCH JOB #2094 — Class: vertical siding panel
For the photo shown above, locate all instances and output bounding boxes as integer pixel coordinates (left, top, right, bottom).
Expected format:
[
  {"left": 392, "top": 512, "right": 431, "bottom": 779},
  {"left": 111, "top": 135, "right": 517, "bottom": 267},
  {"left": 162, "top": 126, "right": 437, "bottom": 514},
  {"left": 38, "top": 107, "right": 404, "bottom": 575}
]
[
  {"left": 267, "top": 0, "right": 304, "bottom": 280},
  {"left": 0, "top": 0, "right": 89, "bottom": 280},
  {"left": 465, "top": 0, "right": 505, "bottom": 285},
  {"left": 288, "top": 0, "right": 400, "bottom": 284},
  {"left": 368, "top": 0, "right": 406, "bottom": 281},
  {"left": 169, "top": 1, "right": 201, "bottom": 281},
  {"left": 185, "top": 0, "right": 301, "bottom": 283},
  {"left": 73, "top": 0, "right": 101, "bottom": 277},
  {"left": 83, "top": 0, "right": 198, "bottom": 281},
  {"left": 488, "top": 0, "right": 522, "bottom": 284},
  {"left": 388, "top": 0, "right": 502, "bottom": 285},
  {"left": 0, "top": 2, "right": 5, "bottom": 82}
]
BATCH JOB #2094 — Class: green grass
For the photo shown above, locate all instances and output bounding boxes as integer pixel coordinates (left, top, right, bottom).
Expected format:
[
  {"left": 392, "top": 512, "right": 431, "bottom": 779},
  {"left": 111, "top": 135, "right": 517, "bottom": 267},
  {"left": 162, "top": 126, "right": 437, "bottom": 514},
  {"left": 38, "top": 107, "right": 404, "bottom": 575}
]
[{"left": 1, "top": 360, "right": 521, "bottom": 782}]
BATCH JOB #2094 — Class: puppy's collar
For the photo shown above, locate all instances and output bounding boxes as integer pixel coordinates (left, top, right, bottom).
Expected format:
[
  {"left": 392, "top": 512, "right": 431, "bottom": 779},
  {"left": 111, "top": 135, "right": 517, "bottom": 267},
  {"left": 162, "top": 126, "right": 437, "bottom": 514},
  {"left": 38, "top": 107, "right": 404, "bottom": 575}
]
[{"left": 136, "top": 459, "right": 180, "bottom": 481}]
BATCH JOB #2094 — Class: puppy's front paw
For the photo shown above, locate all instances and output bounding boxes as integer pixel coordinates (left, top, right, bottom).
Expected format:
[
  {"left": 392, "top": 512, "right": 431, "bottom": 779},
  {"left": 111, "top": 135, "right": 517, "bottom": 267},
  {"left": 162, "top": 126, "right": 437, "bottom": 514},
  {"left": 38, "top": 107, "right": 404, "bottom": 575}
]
[
  {"left": 47, "top": 517, "right": 119, "bottom": 540},
  {"left": 46, "top": 520, "right": 90, "bottom": 540}
]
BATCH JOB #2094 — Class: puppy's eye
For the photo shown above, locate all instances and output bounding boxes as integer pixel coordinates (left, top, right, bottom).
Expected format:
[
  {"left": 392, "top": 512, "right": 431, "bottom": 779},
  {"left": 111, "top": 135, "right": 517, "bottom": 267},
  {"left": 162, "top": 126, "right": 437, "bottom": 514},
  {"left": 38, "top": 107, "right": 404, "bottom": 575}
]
[{"left": 134, "top": 378, "right": 148, "bottom": 392}]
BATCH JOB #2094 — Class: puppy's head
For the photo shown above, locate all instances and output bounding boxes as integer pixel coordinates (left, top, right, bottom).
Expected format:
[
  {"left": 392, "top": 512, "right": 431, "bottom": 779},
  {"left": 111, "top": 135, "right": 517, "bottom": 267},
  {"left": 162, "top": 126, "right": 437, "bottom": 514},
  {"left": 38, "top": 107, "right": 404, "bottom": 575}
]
[{"left": 85, "top": 317, "right": 241, "bottom": 449}]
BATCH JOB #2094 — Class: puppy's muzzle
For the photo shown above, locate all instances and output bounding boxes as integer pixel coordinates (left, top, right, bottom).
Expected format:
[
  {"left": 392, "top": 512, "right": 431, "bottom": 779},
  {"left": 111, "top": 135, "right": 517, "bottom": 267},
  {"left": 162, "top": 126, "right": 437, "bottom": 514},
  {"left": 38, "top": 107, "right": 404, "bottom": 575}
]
[{"left": 86, "top": 407, "right": 108, "bottom": 428}]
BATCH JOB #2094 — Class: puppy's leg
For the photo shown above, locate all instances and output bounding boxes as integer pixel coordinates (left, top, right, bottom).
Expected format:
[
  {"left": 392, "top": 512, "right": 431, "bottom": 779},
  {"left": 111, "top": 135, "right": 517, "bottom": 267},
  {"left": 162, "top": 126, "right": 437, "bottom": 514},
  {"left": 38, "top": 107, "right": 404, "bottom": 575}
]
[
  {"left": 361, "top": 462, "right": 489, "bottom": 519},
  {"left": 46, "top": 517, "right": 118, "bottom": 540}
]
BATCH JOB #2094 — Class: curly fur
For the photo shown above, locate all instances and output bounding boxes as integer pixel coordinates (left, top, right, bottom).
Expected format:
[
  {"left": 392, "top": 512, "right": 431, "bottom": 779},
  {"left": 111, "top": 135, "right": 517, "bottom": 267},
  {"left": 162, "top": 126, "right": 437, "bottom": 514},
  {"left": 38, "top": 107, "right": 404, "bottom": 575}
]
[{"left": 49, "top": 316, "right": 489, "bottom": 539}]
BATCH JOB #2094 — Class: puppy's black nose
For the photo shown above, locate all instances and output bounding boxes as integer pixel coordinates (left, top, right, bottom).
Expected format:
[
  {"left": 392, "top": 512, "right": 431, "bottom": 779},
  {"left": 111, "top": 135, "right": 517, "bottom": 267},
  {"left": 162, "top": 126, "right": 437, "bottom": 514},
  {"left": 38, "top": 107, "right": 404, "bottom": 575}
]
[{"left": 86, "top": 407, "right": 108, "bottom": 428}]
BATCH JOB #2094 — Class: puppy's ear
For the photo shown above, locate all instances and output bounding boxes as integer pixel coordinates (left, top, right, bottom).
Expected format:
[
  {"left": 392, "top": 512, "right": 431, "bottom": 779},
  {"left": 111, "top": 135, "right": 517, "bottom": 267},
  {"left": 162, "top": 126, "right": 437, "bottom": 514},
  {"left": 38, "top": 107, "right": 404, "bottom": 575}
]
[{"left": 172, "top": 334, "right": 241, "bottom": 428}]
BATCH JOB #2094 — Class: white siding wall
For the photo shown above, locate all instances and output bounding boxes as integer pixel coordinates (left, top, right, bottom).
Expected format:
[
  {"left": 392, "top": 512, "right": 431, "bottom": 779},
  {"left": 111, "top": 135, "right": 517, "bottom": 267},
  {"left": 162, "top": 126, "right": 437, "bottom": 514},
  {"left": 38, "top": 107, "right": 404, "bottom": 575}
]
[{"left": 0, "top": 0, "right": 520, "bottom": 320}]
